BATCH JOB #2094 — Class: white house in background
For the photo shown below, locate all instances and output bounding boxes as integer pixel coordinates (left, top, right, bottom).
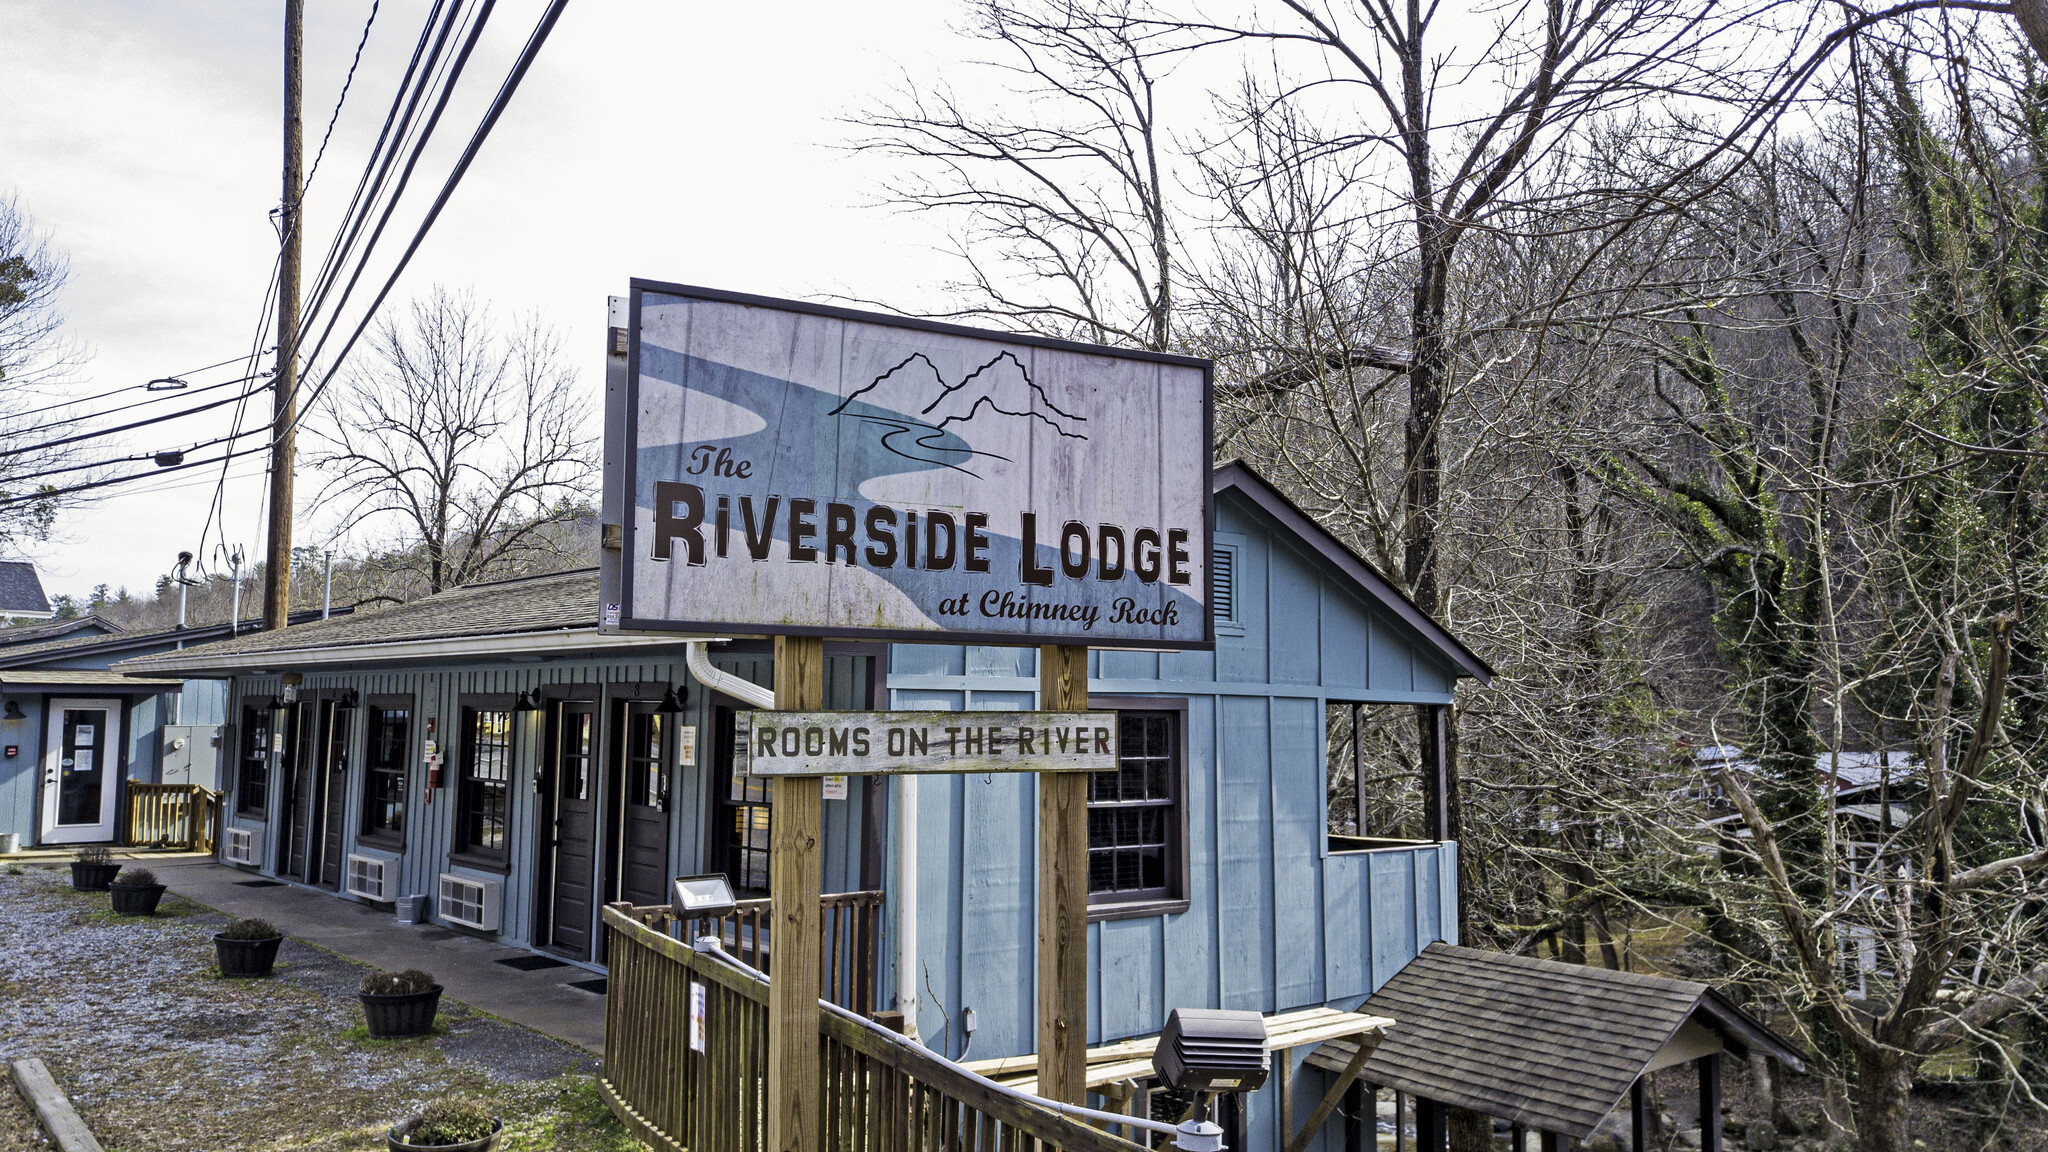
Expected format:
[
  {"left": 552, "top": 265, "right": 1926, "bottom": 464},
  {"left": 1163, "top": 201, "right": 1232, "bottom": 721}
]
[{"left": 0, "top": 562, "right": 54, "bottom": 625}]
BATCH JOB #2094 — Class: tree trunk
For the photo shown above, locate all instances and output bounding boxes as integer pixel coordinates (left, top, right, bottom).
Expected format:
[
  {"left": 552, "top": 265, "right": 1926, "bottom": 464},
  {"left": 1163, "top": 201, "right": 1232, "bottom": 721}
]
[
  {"left": 1448, "top": 1104, "right": 1491, "bottom": 1152},
  {"left": 1852, "top": 1048, "right": 1913, "bottom": 1152}
]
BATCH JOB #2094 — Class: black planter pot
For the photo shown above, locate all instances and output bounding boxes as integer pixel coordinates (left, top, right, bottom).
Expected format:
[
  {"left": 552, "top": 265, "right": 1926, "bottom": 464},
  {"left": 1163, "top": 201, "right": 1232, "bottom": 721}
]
[
  {"left": 107, "top": 882, "right": 167, "bottom": 916},
  {"left": 360, "top": 985, "right": 442, "bottom": 1039},
  {"left": 70, "top": 861, "right": 121, "bottom": 891},
  {"left": 386, "top": 1117, "right": 502, "bottom": 1151},
  {"left": 214, "top": 933, "right": 283, "bottom": 977}
]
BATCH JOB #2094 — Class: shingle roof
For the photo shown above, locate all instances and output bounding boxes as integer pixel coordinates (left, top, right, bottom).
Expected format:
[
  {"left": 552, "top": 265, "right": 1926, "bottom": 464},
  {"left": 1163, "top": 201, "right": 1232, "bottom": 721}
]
[
  {"left": 0, "top": 562, "right": 51, "bottom": 614},
  {"left": 1313, "top": 943, "right": 1802, "bottom": 1139},
  {"left": 0, "top": 615, "right": 118, "bottom": 647},
  {"left": 118, "top": 569, "right": 600, "bottom": 672},
  {"left": 0, "top": 610, "right": 339, "bottom": 669}
]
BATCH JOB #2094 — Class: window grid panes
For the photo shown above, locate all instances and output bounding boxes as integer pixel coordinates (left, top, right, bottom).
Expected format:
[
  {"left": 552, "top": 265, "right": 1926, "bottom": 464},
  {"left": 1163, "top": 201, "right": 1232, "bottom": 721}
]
[
  {"left": 629, "top": 711, "right": 667, "bottom": 809},
  {"left": 461, "top": 708, "right": 513, "bottom": 860},
  {"left": 238, "top": 705, "right": 271, "bottom": 814},
  {"left": 1088, "top": 712, "right": 1177, "bottom": 902},
  {"left": 362, "top": 706, "right": 410, "bottom": 838},
  {"left": 558, "top": 708, "right": 592, "bottom": 802}
]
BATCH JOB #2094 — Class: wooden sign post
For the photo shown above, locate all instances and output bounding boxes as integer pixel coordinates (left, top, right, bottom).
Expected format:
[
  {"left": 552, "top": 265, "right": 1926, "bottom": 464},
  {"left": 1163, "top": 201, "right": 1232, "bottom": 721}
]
[
  {"left": 1038, "top": 643, "right": 1090, "bottom": 1105},
  {"left": 767, "top": 635, "right": 824, "bottom": 1152}
]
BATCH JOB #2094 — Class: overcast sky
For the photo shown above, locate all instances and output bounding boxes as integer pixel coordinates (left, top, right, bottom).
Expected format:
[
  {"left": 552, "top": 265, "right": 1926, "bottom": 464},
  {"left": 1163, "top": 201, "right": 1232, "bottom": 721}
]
[{"left": 1, "top": 0, "right": 984, "bottom": 602}]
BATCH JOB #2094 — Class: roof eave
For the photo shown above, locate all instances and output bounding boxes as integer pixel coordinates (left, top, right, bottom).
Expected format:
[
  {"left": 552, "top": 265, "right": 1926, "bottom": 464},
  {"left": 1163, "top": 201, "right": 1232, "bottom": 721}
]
[
  {"left": 112, "top": 626, "right": 730, "bottom": 677},
  {"left": 1213, "top": 461, "right": 1494, "bottom": 683}
]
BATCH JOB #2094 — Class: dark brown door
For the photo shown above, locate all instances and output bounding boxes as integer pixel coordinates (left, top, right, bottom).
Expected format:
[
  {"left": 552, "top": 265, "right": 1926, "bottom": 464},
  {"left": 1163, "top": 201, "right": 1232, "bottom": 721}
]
[
  {"left": 316, "top": 702, "right": 351, "bottom": 890},
  {"left": 613, "top": 700, "right": 671, "bottom": 908},
  {"left": 541, "top": 700, "right": 599, "bottom": 959}
]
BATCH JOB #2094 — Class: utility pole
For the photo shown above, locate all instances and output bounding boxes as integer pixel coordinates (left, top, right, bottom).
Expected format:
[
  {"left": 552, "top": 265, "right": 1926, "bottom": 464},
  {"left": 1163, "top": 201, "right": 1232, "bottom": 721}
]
[
  {"left": 263, "top": 0, "right": 303, "bottom": 632},
  {"left": 322, "top": 550, "right": 333, "bottom": 619}
]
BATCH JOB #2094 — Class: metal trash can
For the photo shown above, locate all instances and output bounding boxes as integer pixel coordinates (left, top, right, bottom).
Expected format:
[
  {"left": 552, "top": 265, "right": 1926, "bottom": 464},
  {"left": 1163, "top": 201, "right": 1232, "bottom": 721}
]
[{"left": 395, "top": 894, "right": 427, "bottom": 925}]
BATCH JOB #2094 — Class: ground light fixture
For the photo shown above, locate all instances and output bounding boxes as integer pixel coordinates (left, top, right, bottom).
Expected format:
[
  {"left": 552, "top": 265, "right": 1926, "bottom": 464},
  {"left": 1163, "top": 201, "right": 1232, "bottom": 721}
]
[
  {"left": 670, "top": 874, "right": 738, "bottom": 920},
  {"left": 1153, "top": 1007, "right": 1271, "bottom": 1094}
]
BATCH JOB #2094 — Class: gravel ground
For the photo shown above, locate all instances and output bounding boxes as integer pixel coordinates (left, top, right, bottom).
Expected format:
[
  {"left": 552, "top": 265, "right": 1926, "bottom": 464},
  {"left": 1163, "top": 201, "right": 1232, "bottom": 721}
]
[{"left": 0, "top": 864, "right": 638, "bottom": 1151}]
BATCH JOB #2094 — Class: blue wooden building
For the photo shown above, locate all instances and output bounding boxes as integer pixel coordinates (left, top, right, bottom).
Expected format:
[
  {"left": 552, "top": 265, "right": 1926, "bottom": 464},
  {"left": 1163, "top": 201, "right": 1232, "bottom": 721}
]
[
  {"left": 0, "top": 615, "right": 261, "bottom": 848},
  {"left": 118, "top": 461, "right": 1488, "bottom": 1150}
]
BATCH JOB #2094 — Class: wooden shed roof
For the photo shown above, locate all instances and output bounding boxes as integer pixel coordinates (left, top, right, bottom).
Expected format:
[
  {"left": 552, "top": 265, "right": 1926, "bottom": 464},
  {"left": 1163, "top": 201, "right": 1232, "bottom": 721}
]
[{"left": 1313, "top": 943, "right": 1803, "bottom": 1140}]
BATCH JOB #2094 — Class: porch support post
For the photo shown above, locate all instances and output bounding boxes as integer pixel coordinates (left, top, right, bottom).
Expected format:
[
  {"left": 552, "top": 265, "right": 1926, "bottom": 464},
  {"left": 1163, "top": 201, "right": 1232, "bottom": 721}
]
[
  {"left": 1630, "top": 1077, "right": 1649, "bottom": 1152},
  {"left": 1698, "top": 1053, "right": 1723, "bottom": 1152},
  {"left": 1540, "top": 1132, "right": 1560, "bottom": 1152},
  {"left": 1036, "top": 643, "right": 1090, "bottom": 1104},
  {"left": 1352, "top": 702, "right": 1365, "bottom": 835},
  {"left": 1416, "top": 1096, "right": 1446, "bottom": 1152},
  {"left": 767, "top": 635, "right": 825, "bottom": 1152},
  {"left": 1283, "top": 1034, "right": 1381, "bottom": 1152},
  {"left": 1420, "top": 704, "right": 1450, "bottom": 842},
  {"left": 1345, "top": 1082, "right": 1372, "bottom": 1152}
]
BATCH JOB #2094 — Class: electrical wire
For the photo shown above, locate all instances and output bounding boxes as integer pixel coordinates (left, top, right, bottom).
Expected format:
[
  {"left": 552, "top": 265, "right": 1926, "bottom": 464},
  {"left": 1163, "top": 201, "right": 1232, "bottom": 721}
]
[
  {"left": 302, "top": 0, "right": 382, "bottom": 199},
  {"left": 0, "top": 384, "right": 269, "bottom": 461},
  {"left": 0, "top": 444, "right": 273, "bottom": 511},
  {"left": 1, "top": 427, "right": 270, "bottom": 486},
  {"left": 6, "top": 352, "right": 263, "bottom": 421},
  {"left": 285, "top": 0, "right": 569, "bottom": 431},
  {"left": 25, "top": 372, "right": 268, "bottom": 437}
]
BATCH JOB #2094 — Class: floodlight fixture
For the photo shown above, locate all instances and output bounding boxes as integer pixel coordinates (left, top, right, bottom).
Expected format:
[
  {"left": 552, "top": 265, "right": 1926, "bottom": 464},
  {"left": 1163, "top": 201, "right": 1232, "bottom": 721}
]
[
  {"left": 671, "top": 874, "right": 738, "bottom": 919},
  {"left": 1152, "top": 1007, "right": 1270, "bottom": 1094}
]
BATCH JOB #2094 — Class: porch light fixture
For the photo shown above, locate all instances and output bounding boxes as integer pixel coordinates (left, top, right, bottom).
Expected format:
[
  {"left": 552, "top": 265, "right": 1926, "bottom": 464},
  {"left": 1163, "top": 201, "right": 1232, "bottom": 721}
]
[
  {"left": 1153, "top": 1008, "right": 1271, "bottom": 1094},
  {"left": 670, "top": 874, "right": 737, "bottom": 920},
  {"left": 514, "top": 688, "right": 543, "bottom": 713},
  {"left": 338, "top": 689, "right": 359, "bottom": 708},
  {"left": 656, "top": 684, "right": 689, "bottom": 714},
  {"left": 3, "top": 702, "right": 23, "bottom": 721}
]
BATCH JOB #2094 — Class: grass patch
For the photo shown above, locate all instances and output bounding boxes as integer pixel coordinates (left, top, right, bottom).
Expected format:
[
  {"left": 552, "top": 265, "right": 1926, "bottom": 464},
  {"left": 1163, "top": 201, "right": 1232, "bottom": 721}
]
[
  {"left": 496, "top": 1076, "right": 641, "bottom": 1152},
  {"left": 338, "top": 1022, "right": 453, "bottom": 1044}
]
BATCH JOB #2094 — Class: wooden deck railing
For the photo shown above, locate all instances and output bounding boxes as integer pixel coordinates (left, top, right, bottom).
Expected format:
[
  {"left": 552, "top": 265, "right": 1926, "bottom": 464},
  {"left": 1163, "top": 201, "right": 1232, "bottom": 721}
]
[
  {"left": 632, "top": 890, "right": 887, "bottom": 1016},
  {"left": 601, "top": 902, "right": 1145, "bottom": 1152},
  {"left": 124, "top": 781, "right": 221, "bottom": 853}
]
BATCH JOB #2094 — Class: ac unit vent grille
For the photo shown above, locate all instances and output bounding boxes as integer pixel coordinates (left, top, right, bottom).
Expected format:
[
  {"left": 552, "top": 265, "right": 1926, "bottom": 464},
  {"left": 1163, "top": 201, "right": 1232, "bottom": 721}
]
[
  {"left": 437, "top": 873, "right": 502, "bottom": 932},
  {"left": 222, "top": 826, "right": 260, "bottom": 867},
  {"left": 345, "top": 854, "right": 396, "bottom": 901}
]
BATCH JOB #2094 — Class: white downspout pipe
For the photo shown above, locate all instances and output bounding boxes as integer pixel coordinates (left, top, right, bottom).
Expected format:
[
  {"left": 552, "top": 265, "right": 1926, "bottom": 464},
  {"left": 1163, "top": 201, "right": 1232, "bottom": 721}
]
[
  {"left": 684, "top": 640, "right": 920, "bottom": 1043},
  {"left": 896, "top": 773, "right": 920, "bottom": 1041},
  {"left": 683, "top": 640, "right": 774, "bottom": 709}
]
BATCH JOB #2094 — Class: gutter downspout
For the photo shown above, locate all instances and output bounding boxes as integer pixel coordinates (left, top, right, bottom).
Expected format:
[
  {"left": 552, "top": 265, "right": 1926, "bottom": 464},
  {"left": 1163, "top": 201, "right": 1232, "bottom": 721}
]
[
  {"left": 683, "top": 640, "right": 920, "bottom": 1044},
  {"left": 683, "top": 640, "right": 773, "bottom": 709}
]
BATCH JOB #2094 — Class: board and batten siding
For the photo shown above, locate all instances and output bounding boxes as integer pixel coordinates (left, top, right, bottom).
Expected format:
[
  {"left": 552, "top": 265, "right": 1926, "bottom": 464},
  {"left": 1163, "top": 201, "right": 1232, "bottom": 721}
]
[
  {"left": 216, "top": 652, "right": 871, "bottom": 954},
  {"left": 880, "top": 485, "right": 1463, "bottom": 1063}
]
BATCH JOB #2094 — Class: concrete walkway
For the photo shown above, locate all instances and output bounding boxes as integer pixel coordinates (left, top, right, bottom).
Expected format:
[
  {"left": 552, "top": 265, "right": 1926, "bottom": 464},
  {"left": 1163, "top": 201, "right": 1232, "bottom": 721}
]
[{"left": 151, "top": 859, "right": 607, "bottom": 1052}]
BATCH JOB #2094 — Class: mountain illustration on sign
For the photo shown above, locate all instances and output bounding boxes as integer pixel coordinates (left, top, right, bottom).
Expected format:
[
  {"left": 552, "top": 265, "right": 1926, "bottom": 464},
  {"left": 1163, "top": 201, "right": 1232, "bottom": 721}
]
[{"left": 828, "top": 351, "right": 1087, "bottom": 477}]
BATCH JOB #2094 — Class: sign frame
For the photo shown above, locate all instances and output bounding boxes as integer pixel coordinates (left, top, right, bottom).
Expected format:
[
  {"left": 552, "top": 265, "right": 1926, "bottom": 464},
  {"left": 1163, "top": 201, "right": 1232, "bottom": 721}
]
[
  {"left": 603, "top": 279, "right": 1217, "bottom": 650},
  {"left": 736, "top": 710, "right": 1118, "bottom": 777}
]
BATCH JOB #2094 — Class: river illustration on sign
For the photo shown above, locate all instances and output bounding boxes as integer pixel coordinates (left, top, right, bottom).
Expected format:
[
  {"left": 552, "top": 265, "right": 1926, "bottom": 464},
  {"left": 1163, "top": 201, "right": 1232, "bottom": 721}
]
[{"left": 615, "top": 283, "right": 1212, "bottom": 646}]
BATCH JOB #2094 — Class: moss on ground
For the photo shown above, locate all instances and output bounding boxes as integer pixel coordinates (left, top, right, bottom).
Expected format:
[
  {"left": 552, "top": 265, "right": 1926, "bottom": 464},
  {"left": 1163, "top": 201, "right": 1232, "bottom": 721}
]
[{"left": 0, "top": 865, "right": 642, "bottom": 1151}]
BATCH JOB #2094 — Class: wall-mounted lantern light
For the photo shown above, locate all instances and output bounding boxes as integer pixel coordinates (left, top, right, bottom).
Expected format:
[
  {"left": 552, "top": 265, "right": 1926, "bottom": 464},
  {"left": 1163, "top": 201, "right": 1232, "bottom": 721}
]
[
  {"left": 514, "top": 688, "right": 543, "bottom": 713},
  {"left": 3, "top": 701, "right": 23, "bottom": 721},
  {"left": 656, "top": 684, "right": 689, "bottom": 714}
]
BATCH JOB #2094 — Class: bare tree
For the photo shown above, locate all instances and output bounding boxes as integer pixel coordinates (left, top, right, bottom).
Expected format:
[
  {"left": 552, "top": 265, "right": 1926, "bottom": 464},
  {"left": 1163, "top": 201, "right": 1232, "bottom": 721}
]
[
  {"left": 308, "top": 286, "right": 596, "bottom": 595},
  {"left": 855, "top": 0, "right": 1180, "bottom": 351},
  {"left": 0, "top": 193, "right": 91, "bottom": 549}
]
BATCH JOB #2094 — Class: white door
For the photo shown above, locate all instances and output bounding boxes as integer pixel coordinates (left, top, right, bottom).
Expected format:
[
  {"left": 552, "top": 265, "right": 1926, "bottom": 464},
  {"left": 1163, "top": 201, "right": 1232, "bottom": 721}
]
[{"left": 39, "top": 699, "right": 124, "bottom": 845}]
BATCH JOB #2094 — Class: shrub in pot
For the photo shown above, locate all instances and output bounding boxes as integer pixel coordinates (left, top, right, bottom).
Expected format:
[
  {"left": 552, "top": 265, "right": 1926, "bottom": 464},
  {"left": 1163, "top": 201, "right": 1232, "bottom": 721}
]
[
  {"left": 387, "top": 1096, "right": 501, "bottom": 1151},
  {"left": 360, "top": 968, "right": 442, "bottom": 1039},
  {"left": 215, "top": 917, "right": 283, "bottom": 977},
  {"left": 70, "top": 845, "right": 121, "bottom": 892},
  {"left": 107, "top": 866, "right": 167, "bottom": 916}
]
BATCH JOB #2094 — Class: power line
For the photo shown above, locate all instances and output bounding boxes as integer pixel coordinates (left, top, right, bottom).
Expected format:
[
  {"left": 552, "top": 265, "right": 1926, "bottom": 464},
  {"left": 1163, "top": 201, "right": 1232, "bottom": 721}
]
[
  {"left": 0, "top": 444, "right": 273, "bottom": 511},
  {"left": 7, "top": 352, "right": 263, "bottom": 421},
  {"left": 25, "top": 372, "right": 268, "bottom": 437},
  {"left": 1, "top": 427, "right": 269, "bottom": 486},
  {"left": 286, "top": 0, "right": 569, "bottom": 432},
  {"left": 0, "top": 383, "right": 269, "bottom": 461},
  {"left": 302, "top": 0, "right": 382, "bottom": 198}
]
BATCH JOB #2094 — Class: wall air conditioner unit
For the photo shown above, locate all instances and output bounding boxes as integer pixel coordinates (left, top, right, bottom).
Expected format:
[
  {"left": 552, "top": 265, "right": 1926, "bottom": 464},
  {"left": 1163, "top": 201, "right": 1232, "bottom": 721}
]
[
  {"left": 345, "top": 853, "right": 399, "bottom": 902},
  {"left": 437, "top": 872, "right": 503, "bottom": 932},
  {"left": 222, "top": 826, "right": 261, "bottom": 867}
]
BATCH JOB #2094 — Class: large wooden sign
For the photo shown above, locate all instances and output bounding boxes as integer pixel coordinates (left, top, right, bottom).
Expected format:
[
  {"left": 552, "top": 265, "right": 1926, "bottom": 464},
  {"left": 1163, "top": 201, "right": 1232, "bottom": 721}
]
[
  {"left": 736, "top": 710, "right": 1116, "bottom": 776},
  {"left": 601, "top": 281, "right": 1214, "bottom": 649}
]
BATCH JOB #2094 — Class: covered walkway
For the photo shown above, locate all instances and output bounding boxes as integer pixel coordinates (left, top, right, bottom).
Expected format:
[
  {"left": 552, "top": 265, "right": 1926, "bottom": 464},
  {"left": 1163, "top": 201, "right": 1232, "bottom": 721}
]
[{"left": 152, "top": 858, "right": 607, "bottom": 1051}]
